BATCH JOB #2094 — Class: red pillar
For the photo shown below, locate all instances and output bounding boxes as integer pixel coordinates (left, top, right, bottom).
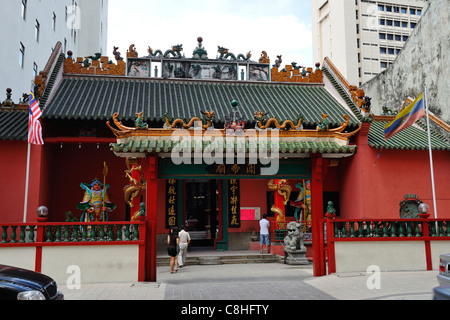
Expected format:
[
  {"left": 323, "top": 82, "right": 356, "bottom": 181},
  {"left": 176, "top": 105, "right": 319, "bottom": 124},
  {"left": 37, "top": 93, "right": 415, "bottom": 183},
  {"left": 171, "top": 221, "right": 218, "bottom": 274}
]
[
  {"left": 311, "top": 154, "right": 325, "bottom": 277},
  {"left": 144, "top": 154, "right": 158, "bottom": 282}
]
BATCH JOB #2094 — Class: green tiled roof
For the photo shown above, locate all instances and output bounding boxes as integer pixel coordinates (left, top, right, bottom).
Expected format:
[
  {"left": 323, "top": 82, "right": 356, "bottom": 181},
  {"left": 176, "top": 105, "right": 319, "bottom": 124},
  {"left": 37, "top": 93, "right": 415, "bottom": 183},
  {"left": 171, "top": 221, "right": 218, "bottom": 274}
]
[
  {"left": 43, "top": 77, "right": 361, "bottom": 128},
  {"left": 369, "top": 120, "right": 450, "bottom": 151},
  {"left": 0, "top": 110, "right": 28, "bottom": 141},
  {"left": 110, "top": 138, "right": 357, "bottom": 155},
  {"left": 322, "top": 67, "right": 365, "bottom": 122}
]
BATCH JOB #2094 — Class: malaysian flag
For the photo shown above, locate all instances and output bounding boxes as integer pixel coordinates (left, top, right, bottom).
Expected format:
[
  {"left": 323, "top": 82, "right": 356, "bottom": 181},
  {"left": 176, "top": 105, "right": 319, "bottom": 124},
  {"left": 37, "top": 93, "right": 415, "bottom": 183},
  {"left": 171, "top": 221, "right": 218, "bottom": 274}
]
[{"left": 28, "top": 92, "right": 44, "bottom": 145}]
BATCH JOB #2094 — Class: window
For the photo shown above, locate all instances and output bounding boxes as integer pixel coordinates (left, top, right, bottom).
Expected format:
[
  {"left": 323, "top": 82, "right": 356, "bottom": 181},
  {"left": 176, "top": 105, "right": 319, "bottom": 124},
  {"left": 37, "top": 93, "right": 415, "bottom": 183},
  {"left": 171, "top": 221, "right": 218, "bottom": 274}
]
[
  {"left": 410, "top": 8, "right": 416, "bottom": 15},
  {"left": 21, "top": 0, "right": 27, "bottom": 20},
  {"left": 411, "top": 22, "right": 417, "bottom": 28},
  {"left": 380, "top": 62, "right": 388, "bottom": 68},
  {"left": 386, "top": 20, "right": 393, "bottom": 26},
  {"left": 380, "top": 47, "right": 386, "bottom": 54},
  {"left": 395, "top": 35, "right": 401, "bottom": 41},
  {"left": 388, "top": 48, "right": 394, "bottom": 55},
  {"left": 394, "top": 20, "right": 400, "bottom": 27},
  {"left": 35, "top": 20, "right": 40, "bottom": 42},
  {"left": 393, "top": 6, "right": 399, "bottom": 13},
  {"left": 19, "top": 43, "right": 25, "bottom": 68},
  {"left": 417, "top": 9, "right": 422, "bottom": 16},
  {"left": 386, "top": 6, "right": 392, "bottom": 12},
  {"left": 378, "top": 5, "right": 384, "bottom": 11},
  {"left": 402, "top": 21, "right": 408, "bottom": 28},
  {"left": 379, "top": 33, "right": 386, "bottom": 40},
  {"left": 379, "top": 19, "right": 385, "bottom": 25},
  {"left": 403, "top": 35, "right": 409, "bottom": 41},
  {"left": 52, "top": 12, "right": 56, "bottom": 31},
  {"left": 387, "top": 34, "right": 393, "bottom": 40},
  {"left": 401, "top": 7, "right": 407, "bottom": 14},
  {"left": 33, "top": 63, "right": 38, "bottom": 77}
]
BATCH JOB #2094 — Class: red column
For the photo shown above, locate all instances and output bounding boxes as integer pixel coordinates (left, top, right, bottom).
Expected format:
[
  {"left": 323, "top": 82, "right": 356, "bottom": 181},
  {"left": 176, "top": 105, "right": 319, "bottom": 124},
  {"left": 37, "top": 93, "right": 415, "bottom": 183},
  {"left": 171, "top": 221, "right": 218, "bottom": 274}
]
[
  {"left": 144, "top": 154, "right": 158, "bottom": 282},
  {"left": 311, "top": 154, "right": 325, "bottom": 277},
  {"left": 420, "top": 215, "right": 433, "bottom": 270}
]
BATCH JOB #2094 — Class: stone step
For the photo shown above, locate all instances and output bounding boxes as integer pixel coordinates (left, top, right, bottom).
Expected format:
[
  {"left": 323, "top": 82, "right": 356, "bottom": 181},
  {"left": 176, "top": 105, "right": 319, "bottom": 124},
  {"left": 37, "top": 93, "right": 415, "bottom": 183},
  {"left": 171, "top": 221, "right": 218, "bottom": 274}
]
[{"left": 157, "top": 253, "right": 282, "bottom": 266}]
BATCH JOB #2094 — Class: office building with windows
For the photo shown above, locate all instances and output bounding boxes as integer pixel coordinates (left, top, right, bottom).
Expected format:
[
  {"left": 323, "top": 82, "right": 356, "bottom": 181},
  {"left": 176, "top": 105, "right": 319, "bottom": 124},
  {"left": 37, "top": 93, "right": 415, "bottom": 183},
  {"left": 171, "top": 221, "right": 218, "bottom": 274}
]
[
  {"left": 312, "top": 0, "right": 427, "bottom": 85},
  {"left": 0, "top": 0, "right": 108, "bottom": 99}
]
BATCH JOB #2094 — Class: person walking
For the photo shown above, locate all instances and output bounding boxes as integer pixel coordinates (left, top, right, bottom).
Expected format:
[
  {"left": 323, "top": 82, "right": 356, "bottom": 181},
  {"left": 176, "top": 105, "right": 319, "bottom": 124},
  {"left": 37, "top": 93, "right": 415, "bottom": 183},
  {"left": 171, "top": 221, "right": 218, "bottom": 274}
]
[
  {"left": 167, "top": 227, "right": 179, "bottom": 273},
  {"left": 259, "top": 214, "right": 270, "bottom": 254},
  {"left": 178, "top": 225, "right": 191, "bottom": 268}
]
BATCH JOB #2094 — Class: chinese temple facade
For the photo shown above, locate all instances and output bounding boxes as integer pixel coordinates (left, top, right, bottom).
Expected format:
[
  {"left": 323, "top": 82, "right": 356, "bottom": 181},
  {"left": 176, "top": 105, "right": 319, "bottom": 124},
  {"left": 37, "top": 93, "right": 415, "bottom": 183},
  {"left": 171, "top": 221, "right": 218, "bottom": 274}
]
[{"left": 1, "top": 39, "right": 449, "bottom": 277}]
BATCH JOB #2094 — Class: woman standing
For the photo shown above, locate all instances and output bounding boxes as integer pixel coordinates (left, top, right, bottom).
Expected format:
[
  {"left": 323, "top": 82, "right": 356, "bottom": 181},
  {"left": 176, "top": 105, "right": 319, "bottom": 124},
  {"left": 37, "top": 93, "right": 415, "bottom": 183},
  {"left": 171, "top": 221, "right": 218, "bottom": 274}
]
[{"left": 167, "top": 227, "right": 179, "bottom": 273}]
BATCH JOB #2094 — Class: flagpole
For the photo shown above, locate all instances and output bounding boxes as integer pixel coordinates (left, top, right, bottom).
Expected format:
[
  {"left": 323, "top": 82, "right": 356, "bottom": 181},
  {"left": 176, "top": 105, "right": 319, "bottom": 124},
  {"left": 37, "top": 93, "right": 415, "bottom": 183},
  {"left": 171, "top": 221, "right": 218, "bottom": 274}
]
[
  {"left": 23, "top": 142, "right": 31, "bottom": 223},
  {"left": 424, "top": 86, "right": 438, "bottom": 219}
]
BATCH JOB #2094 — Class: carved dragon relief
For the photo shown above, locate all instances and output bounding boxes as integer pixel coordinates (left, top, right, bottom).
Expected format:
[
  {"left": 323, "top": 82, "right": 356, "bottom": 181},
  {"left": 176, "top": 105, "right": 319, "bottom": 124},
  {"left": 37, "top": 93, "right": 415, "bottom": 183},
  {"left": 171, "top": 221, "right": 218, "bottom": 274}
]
[
  {"left": 162, "top": 110, "right": 216, "bottom": 130},
  {"left": 254, "top": 111, "right": 303, "bottom": 130},
  {"left": 107, "top": 110, "right": 217, "bottom": 138}
]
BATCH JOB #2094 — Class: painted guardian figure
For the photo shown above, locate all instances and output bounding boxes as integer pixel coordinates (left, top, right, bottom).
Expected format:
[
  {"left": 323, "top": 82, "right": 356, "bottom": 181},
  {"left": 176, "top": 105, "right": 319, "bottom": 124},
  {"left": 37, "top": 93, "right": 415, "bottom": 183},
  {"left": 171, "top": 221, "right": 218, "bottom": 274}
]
[{"left": 77, "top": 179, "right": 116, "bottom": 222}]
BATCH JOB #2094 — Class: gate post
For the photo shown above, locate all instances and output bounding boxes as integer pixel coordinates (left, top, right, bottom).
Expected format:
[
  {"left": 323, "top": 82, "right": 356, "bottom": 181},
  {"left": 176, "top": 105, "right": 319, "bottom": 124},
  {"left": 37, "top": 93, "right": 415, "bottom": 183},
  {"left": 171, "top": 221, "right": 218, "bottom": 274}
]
[
  {"left": 325, "top": 213, "right": 336, "bottom": 274},
  {"left": 144, "top": 154, "right": 158, "bottom": 282},
  {"left": 311, "top": 154, "right": 325, "bottom": 276}
]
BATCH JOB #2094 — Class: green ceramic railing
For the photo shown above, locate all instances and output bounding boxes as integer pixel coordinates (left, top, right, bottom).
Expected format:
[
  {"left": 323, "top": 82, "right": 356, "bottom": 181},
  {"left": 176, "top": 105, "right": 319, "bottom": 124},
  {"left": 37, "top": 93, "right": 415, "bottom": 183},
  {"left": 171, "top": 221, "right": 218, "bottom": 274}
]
[
  {"left": 0, "top": 222, "right": 143, "bottom": 245},
  {"left": 329, "top": 219, "right": 449, "bottom": 239}
]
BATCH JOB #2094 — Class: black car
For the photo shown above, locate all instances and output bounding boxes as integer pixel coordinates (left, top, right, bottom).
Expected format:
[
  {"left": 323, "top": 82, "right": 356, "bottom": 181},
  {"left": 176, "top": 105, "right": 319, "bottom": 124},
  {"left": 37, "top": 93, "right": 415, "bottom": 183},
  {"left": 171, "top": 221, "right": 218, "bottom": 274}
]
[{"left": 0, "top": 264, "right": 64, "bottom": 300}]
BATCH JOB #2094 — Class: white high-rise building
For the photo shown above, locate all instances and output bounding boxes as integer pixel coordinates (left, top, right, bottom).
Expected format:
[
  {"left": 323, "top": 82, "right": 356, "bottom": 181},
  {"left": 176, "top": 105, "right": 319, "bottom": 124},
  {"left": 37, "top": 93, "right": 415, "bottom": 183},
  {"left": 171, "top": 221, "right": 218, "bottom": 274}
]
[
  {"left": 0, "top": 0, "right": 108, "bottom": 99},
  {"left": 312, "top": 0, "right": 426, "bottom": 86}
]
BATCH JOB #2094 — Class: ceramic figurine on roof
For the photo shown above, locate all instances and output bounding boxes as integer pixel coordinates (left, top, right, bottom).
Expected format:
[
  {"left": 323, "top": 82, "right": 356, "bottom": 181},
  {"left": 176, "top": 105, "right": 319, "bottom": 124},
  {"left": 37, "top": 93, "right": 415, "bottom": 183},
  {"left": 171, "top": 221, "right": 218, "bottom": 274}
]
[
  {"left": 147, "top": 46, "right": 164, "bottom": 58},
  {"left": 135, "top": 112, "right": 148, "bottom": 130},
  {"left": 317, "top": 114, "right": 330, "bottom": 131},
  {"left": 192, "top": 37, "right": 208, "bottom": 59},
  {"left": 217, "top": 46, "right": 251, "bottom": 61},
  {"left": 259, "top": 51, "right": 270, "bottom": 64},
  {"left": 127, "top": 44, "right": 138, "bottom": 58},
  {"left": 361, "top": 96, "right": 372, "bottom": 113},
  {"left": 113, "top": 47, "right": 124, "bottom": 61},
  {"left": 164, "top": 44, "right": 183, "bottom": 58},
  {"left": 224, "top": 100, "right": 246, "bottom": 131},
  {"left": 273, "top": 55, "right": 282, "bottom": 68}
]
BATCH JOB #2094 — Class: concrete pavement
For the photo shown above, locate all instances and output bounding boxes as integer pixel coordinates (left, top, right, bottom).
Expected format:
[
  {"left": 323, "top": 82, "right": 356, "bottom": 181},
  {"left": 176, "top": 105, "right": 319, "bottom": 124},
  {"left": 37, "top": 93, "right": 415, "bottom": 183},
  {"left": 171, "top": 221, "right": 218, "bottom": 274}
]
[{"left": 59, "top": 261, "right": 439, "bottom": 300}]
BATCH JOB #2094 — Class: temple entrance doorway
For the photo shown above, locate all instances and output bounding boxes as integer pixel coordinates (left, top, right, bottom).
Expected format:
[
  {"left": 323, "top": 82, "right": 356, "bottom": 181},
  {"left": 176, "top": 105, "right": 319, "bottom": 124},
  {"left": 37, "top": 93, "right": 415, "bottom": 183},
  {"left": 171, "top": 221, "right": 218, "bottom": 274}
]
[{"left": 184, "top": 180, "right": 219, "bottom": 247}]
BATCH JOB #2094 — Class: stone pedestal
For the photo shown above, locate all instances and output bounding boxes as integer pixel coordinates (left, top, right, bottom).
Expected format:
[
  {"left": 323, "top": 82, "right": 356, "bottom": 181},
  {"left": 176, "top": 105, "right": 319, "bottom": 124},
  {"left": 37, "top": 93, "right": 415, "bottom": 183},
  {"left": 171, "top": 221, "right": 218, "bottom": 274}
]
[{"left": 283, "top": 247, "right": 309, "bottom": 265}]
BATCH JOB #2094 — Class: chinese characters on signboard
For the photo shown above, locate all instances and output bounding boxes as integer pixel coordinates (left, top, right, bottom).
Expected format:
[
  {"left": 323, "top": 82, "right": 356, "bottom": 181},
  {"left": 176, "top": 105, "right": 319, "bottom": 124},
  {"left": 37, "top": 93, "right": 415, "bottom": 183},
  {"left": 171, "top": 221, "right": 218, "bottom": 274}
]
[
  {"left": 228, "top": 179, "right": 240, "bottom": 228},
  {"left": 165, "top": 179, "right": 178, "bottom": 228},
  {"left": 206, "top": 163, "right": 261, "bottom": 176}
]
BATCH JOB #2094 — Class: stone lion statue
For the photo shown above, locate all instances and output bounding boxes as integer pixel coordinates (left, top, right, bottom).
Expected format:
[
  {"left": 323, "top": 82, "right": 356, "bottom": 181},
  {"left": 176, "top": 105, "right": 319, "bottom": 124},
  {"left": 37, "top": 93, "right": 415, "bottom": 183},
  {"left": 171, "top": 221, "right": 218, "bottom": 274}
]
[{"left": 283, "top": 221, "right": 303, "bottom": 252}]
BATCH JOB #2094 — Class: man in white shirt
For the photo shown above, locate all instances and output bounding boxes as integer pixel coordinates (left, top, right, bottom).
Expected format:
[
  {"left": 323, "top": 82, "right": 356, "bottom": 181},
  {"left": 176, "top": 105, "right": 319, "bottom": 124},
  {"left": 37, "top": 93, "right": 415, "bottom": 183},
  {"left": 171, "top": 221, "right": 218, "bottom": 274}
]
[
  {"left": 178, "top": 225, "right": 191, "bottom": 267},
  {"left": 259, "top": 214, "right": 270, "bottom": 254}
]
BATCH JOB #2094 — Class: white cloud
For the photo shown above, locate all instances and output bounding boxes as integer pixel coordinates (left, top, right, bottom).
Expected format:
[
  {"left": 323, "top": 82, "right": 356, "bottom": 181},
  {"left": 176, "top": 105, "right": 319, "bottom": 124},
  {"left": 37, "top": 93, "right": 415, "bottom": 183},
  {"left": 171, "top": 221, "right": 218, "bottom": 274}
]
[{"left": 107, "top": 0, "right": 313, "bottom": 67}]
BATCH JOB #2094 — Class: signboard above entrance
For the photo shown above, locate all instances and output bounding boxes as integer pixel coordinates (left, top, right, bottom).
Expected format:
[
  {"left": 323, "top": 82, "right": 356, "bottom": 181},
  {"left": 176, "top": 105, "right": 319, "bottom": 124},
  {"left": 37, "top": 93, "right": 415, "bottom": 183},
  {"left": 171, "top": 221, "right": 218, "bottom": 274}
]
[{"left": 158, "top": 158, "right": 311, "bottom": 180}]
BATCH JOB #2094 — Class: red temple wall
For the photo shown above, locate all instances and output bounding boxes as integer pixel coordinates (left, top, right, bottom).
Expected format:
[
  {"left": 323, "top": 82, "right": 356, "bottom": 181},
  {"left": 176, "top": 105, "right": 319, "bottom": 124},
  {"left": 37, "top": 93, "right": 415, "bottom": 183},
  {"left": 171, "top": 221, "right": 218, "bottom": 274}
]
[
  {"left": 340, "top": 144, "right": 450, "bottom": 220},
  {"left": 0, "top": 141, "right": 28, "bottom": 223},
  {"left": 45, "top": 143, "right": 129, "bottom": 222}
]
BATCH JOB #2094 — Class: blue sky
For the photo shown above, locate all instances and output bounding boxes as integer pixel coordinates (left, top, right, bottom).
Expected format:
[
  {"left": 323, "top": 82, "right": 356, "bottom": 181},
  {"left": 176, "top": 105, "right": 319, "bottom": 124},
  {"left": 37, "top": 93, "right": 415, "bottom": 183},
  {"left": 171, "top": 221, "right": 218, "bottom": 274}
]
[{"left": 107, "top": 0, "right": 313, "bottom": 68}]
